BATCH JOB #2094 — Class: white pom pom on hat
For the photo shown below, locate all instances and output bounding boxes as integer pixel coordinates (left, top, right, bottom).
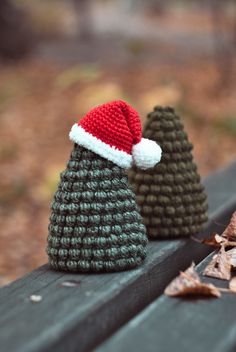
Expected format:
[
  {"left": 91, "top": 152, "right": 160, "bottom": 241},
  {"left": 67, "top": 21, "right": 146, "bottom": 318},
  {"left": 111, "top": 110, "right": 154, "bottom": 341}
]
[
  {"left": 69, "top": 100, "right": 162, "bottom": 169},
  {"left": 132, "top": 138, "right": 162, "bottom": 170}
]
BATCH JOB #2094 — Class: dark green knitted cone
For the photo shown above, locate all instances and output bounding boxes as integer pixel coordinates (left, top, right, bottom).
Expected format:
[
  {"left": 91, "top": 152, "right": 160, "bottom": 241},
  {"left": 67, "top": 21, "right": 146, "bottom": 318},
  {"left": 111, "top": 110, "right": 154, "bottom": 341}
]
[
  {"left": 129, "top": 106, "right": 208, "bottom": 239},
  {"left": 47, "top": 144, "right": 147, "bottom": 272}
]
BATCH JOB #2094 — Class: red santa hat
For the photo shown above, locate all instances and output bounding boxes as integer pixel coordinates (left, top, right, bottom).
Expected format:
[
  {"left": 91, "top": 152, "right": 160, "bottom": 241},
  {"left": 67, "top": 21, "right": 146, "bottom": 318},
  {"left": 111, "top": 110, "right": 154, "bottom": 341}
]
[{"left": 69, "top": 100, "right": 162, "bottom": 169}]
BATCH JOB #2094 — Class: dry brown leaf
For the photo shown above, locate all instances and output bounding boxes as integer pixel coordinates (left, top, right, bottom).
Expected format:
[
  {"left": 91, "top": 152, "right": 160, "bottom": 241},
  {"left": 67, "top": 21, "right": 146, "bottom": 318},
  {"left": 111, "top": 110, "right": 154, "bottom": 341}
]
[
  {"left": 222, "top": 212, "right": 236, "bottom": 241},
  {"left": 193, "top": 213, "right": 236, "bottom": 249},
  {"left": 227, "top": 248, "right": 236, "bottom": 269},
  {"left": 201, "top": 234, "right": 225, "bottom": 247},
  {"left": 203, "top": 246, "right": 231, "bottom": 280},
  {"left": 229, "top": 277, "right": 236, "bottom": 292},
  {"left": 192, "top": 233, "right": 223, "bottom": 247},
  {"left": 215, "top": 234, "right": 225, "bottom": 244},
  {"left": 226, "top": 241, "right": 236, "bottom": 247},
  {"left": 165, "top": 263, "right": 221, "bottom": 298}
]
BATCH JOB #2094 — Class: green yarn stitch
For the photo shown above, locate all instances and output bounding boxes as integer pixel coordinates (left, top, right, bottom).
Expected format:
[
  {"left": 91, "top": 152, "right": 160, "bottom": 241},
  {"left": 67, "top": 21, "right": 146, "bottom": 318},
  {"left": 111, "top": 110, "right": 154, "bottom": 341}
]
[
  {"left": 129, "top": 106, "right": 208, "bottom": 239},
  {"left": 47, "top": 144, "right": 147, "bottom": 272}
]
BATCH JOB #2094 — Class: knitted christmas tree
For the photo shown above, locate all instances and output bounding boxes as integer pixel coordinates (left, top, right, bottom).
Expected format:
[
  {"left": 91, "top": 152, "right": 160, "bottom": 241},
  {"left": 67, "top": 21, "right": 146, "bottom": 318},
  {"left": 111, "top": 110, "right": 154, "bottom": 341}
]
[
  {"left": 47, "top": 101, "right": 162, "bottom": 272},
  {"left": 129, "top": 106, "right": 208, "bottom": 239}
]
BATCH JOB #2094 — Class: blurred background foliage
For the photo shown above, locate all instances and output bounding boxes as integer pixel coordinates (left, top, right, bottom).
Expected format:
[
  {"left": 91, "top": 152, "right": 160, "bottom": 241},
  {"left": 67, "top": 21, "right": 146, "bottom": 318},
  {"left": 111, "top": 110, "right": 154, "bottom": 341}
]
[{"left": 0, "top": 0, "right": 235, "bottom": 284}]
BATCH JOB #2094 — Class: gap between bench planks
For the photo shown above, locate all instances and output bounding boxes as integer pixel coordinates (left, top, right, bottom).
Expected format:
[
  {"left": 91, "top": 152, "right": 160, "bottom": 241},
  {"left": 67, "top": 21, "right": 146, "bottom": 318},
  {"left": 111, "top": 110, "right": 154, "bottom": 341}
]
[
  {"left": 0, "top": 161, "right": 235, "bottom": 352},
  {"left": 96, "top": 240, "right": 236, "bottom": 352}
]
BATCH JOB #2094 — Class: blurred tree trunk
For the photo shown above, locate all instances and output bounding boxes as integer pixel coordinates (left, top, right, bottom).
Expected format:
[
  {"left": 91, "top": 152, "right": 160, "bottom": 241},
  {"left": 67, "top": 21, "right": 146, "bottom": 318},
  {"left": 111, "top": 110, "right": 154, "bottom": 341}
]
[
  {"left": 121, "top": 0, "right": 167, "bottom": 15},
  {"left": 210, "top": 0, "right": 236, "bottom": 91},
  {"left": 0, "top": 0, "right": 35, "bottom": 60},
  {"left": 233, "top": 0, "right": 236, "bottom": 47},
  {"left": 72, "top": 0, "right": 93, "bottom": 39},
  {"left": 145, "top": 0, "right": 167, "bottom": 15}
]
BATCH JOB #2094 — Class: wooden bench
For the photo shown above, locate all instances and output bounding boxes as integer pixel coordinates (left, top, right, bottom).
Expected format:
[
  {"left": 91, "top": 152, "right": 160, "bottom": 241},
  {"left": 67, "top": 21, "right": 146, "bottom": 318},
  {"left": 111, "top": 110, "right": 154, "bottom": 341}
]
[
  {"left": 0, "top": 161, "right": 236, "bottom": 352},
  {"left": 97, "top": 251, "right": 236, "bottom": 352}
]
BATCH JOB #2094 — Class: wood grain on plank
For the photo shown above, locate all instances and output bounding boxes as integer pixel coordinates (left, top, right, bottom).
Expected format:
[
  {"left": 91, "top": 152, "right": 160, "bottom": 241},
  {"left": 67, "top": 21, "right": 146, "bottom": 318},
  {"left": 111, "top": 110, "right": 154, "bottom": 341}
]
[
  {"left": 0, "top": 161, "right": 236, "bottom": 352},
  {"left": 97, "top": 245, "right": 236, "bottom": 352}
]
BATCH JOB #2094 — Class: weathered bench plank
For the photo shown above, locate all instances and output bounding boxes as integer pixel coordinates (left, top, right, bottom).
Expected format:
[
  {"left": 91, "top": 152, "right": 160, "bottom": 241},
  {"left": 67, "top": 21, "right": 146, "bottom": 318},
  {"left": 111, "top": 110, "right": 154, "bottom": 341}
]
[
  {"left": 203, "top": 161, "right": 236, "bottom": 213},
  {"left": 97, "top": 242, "right": 236, "bottom": 352},
  {"left": 0, "top": 161, "right": 235, "bottom": 352}
]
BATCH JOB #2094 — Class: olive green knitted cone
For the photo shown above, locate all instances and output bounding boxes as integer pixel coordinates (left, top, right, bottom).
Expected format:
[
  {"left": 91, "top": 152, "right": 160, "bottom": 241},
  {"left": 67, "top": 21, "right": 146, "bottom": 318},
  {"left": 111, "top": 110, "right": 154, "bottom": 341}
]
[
  {"left": 129, "top": 106, "right": 208, "bottom": 239},
  {"left": 47, "top": 144, "right": 147, "bottom": 272}
]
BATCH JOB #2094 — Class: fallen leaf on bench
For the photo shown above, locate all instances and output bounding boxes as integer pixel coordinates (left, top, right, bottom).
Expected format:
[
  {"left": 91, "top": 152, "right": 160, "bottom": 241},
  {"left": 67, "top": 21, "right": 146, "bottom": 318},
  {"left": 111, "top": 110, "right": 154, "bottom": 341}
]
[
  {"left": 222, "top": 212, "right": 236, "bottom": 241},
  {"left": 164, "top": 263, "right": 221, "bottom": 298},
  {"left": 192, "top": 212, "right": 236, "bottom": 248},
  {"left": 30, "top": 295, "right": 42, "bottom": 303},
  {"left": 203, "top": 245, "right": 231, "bottom": 280},
  {"left": 60, "top": 280, "right": 81, "bottom": 287},
  {"left": 227, "top": 248, "right": 236, "bottom": 268},
  {"left": 192, "top": 233, "right": 223, "bottom": 247},
  {"left": 229, "top": 277, "right": 236, "bottom": 292}
]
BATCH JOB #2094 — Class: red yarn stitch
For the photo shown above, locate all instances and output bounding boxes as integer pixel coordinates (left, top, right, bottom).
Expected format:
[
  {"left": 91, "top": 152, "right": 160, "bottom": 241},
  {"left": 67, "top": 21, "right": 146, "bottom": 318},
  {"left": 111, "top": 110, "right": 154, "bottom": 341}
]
[{"left": 79, "top": 100, "right": 142, "bottom": 154}]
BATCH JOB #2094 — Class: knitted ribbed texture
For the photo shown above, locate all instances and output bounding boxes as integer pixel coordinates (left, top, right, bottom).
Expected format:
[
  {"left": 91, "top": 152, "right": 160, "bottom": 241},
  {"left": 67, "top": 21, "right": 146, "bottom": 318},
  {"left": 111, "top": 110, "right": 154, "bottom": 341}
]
[
  {"left": 47, "top": 144, "right": 148, "bottom": 272},
  {"left": 69, "top": 100, "right": 162, "bottom": 169},
  {"left": 129, "top": 106, "right": 208, "bottom": 239},
  {"left": 69, "top": 100, "right": 142, "bottom": 169},
  {"left": 80, "top": 100, "right": 142, "bottom": 153}
]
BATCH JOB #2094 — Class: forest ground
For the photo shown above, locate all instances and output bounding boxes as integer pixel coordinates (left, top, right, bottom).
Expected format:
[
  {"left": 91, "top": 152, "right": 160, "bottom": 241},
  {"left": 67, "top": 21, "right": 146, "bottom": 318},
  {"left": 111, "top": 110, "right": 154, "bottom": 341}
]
[{"left": 0, "top": 3, "right": 236, "bottom": 284}]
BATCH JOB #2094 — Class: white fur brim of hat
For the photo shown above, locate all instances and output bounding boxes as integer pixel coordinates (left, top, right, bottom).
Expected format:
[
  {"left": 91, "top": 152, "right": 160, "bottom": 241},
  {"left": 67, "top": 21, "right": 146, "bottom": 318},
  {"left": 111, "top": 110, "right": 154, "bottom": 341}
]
[{"left": 69, "top": 124, "right": 162, "bottom": 169}]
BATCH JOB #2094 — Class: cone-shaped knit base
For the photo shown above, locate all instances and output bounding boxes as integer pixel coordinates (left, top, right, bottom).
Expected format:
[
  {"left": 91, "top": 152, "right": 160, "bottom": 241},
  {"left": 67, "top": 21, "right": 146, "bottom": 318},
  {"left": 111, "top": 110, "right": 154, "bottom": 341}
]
[
  {"left": 129, "top": 106, "right": 208, "bottom": 239},
  {"left": 47, "top": 145, "right": 147, "bottom": 272}
]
